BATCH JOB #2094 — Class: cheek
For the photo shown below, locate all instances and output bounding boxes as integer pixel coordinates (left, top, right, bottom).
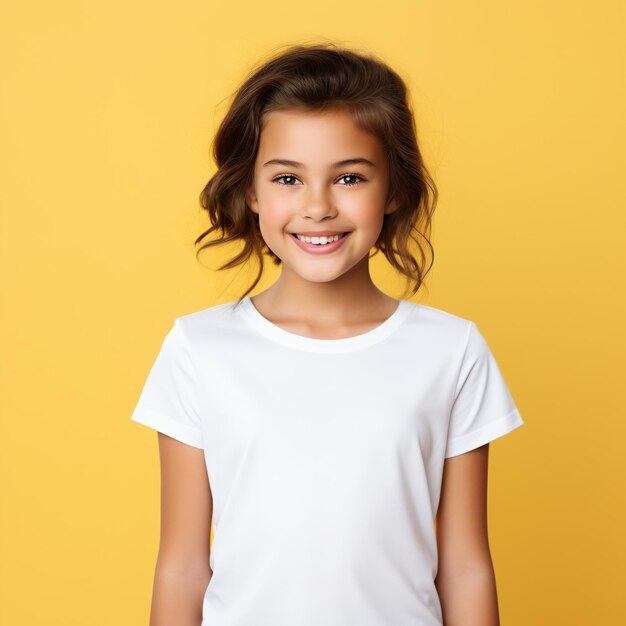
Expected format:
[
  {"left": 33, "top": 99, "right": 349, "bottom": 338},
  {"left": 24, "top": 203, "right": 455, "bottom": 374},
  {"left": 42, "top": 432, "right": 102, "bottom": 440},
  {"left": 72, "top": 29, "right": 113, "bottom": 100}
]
[
  {"left": 258, "top": 188, "right": 293, "bottom": 223},
  {"left": 258, "top": 205, "right": 296, "bottom": 244},
  {"left": 341, "top": 190, "right": 386, "bottom": 225}
]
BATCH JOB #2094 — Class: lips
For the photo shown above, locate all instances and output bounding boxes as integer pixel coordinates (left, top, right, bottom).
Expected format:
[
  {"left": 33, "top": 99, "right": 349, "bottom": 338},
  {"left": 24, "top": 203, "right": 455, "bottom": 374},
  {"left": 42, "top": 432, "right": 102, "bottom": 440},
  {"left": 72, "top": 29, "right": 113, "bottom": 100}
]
[
  {"left": 290, "top": 233, "right": 348, "bottom": 240},
  {"left": 290, "top": 232, "right": 348, "bottom": 237},
  {"left": 289, "top": 231, "right": 351, "bottom": 254}
]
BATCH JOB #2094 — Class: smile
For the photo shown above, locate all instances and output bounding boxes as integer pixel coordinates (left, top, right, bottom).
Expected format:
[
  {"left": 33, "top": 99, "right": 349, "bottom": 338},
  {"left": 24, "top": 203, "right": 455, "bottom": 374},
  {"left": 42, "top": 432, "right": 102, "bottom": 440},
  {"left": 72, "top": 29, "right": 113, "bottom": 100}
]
[
  {"left": 289, "top": 232, "right": 351, "bottom": 254},
  {"left": 294, "top": 233, "right": 347, "bottom": 244}
]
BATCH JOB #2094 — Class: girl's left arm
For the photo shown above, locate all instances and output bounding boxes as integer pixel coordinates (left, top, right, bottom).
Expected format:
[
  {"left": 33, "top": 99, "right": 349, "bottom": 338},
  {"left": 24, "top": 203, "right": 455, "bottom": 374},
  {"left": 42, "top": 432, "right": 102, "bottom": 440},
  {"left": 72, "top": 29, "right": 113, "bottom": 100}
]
[{"left": 434, "top": 444, "right": 500, "bottom": 626}]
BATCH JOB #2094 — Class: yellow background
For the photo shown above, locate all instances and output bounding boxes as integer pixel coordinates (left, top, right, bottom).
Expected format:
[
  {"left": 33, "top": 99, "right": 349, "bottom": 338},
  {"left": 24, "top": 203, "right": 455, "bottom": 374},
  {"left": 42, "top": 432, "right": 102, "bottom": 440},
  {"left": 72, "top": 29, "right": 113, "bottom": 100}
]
[{"left": 1, "top": 1, "right": 624, "bottom": 624}]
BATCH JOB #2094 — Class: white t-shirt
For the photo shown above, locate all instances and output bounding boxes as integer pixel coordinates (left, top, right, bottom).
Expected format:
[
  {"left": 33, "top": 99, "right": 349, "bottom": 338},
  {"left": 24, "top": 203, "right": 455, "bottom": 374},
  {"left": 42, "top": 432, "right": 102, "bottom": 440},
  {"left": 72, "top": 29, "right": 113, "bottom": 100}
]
[{"left": 130, "top": 296, "right": 524, "bottom": 626}]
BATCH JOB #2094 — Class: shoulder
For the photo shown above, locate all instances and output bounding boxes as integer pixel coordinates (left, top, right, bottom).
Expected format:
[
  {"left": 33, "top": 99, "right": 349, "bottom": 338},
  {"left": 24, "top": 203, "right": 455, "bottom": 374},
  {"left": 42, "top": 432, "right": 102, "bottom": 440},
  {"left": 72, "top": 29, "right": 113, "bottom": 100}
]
[
  {"left": 400, "top": 300, "right": 474, "bottom": 352},
  {"left": 171, "top": 299, "right": 248, "bottom": 351},
  {"left": 407, "top": 301, "right": 472, "bottom": 328},
  {"left": 177, "top": 299, "right": 240, "bottom": 326}
]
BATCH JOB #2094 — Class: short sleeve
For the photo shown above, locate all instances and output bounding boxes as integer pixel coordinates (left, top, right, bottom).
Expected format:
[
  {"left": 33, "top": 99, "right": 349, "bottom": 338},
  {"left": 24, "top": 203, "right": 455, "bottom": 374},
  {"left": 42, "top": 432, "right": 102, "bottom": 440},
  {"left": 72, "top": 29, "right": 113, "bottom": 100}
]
[
  {"left": 130, "top": 319, "right": 204, "bottom": 449},
  {"left": 445, "top": 321, "right": 524, "bottom": 458}
]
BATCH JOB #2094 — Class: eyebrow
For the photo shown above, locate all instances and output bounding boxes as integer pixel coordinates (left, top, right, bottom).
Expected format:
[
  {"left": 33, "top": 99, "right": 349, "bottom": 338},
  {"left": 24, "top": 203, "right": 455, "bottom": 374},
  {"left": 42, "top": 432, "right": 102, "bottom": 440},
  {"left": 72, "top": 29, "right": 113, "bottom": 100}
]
[{"left": 262, "top": 158, "right": 376, "bottom": 169}]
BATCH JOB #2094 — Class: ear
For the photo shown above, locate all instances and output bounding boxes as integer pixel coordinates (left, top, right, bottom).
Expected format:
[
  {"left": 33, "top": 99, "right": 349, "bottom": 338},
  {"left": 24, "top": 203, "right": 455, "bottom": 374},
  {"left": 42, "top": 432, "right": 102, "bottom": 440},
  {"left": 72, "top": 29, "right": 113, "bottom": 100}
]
[
  {"left": 384, "top": 194, "right": 399, "bottom": 216},
  {"left": 246, "top": 184, "right": 259, "bottom": 215}
]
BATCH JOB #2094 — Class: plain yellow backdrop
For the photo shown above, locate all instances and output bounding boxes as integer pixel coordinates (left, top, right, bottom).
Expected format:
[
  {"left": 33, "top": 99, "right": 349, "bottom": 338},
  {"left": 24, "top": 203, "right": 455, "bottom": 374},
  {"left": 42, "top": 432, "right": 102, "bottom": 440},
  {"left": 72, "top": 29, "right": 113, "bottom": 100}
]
[{"left": 1, "top": 1, "right": 624, "bottom": 624}]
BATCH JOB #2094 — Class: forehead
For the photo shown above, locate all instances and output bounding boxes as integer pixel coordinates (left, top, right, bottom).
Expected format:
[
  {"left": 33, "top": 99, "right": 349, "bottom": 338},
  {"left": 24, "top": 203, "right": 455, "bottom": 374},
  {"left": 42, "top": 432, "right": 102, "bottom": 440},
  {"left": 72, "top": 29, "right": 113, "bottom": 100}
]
[{"left": 257, "top": 107, "right": 385, "bottom": 164}]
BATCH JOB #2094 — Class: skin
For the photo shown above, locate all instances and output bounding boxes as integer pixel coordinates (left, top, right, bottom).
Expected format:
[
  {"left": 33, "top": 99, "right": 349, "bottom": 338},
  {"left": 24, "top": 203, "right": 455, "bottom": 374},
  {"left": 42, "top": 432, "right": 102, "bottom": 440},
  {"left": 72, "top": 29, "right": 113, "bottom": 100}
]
[
  {"left": 151, "top": 106, "right": 499, "bottom": 625},
  {"left": 435, "top": 444, "right": 501, "bottom": 625},
  {"left": 245, "top": 106, "right": 401, "bottom": 338},
  {"left": 149, "top": 433, "right": 212, "bottom": 626}
]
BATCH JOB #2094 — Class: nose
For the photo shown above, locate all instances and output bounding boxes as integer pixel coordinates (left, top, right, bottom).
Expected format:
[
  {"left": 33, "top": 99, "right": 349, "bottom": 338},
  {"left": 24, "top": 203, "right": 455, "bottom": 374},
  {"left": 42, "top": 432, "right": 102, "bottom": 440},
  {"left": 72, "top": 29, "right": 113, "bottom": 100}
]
[{"left": 301, "top": 181, "right": 336, "bottom": 220}]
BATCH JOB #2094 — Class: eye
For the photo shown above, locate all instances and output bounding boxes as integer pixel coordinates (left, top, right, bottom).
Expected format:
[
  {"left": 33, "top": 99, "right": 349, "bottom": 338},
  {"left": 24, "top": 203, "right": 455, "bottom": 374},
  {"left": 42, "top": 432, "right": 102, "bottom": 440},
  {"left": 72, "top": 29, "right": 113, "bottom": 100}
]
[
  {"left": 337, "top": 174, "right": 365, "bottom": 187},
  {"left": 272, "top": 174, "right": 302, "bottom": 186}
]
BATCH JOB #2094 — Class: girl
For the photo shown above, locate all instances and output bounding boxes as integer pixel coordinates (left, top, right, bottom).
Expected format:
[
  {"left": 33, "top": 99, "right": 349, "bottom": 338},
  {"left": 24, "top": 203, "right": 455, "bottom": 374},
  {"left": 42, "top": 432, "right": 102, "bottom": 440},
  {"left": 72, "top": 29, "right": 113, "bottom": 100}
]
[{"left": 131, "top": 42, "right": 524, "bottom": 626}]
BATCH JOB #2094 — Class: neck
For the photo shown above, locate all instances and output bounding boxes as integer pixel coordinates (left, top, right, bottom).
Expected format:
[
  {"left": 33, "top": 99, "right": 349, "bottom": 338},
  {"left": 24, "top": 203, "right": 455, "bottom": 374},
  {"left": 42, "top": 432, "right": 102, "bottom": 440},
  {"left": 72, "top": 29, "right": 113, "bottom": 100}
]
[{"left": 253, "top": 260, "right": 395, "bottom": 324}]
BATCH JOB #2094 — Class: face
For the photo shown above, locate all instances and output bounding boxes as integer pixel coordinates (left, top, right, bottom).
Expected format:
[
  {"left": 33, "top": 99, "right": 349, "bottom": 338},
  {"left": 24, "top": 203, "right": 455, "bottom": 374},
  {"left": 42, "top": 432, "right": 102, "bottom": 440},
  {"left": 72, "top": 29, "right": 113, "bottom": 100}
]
[{"left": 246, "top": 107, "right": 398, "bottom": 286}]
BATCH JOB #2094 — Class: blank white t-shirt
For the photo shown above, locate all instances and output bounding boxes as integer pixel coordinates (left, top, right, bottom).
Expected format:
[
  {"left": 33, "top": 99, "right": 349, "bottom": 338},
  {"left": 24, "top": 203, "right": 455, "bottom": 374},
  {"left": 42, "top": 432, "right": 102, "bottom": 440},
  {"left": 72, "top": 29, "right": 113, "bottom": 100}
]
[{"left": 130, "top": 296, "right": 524, "bottom": 626}]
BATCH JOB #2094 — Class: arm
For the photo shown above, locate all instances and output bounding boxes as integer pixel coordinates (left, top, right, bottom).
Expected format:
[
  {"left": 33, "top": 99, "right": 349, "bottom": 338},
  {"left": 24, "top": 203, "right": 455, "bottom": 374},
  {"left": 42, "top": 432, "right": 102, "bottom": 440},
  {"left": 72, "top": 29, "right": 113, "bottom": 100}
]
[
  {"left": 149, "top": 433, "right": 213, "bottom": 626},
  {"left": 434, "top": 444, "right": 500, "bottom": 626}
]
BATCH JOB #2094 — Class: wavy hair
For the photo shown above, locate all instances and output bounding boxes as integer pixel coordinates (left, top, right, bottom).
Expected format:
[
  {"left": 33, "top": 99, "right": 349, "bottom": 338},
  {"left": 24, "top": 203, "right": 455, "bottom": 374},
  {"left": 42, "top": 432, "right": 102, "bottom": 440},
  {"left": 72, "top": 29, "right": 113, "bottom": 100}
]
[{"left": 195, "top": 41, "right": 437, "bottom": 306}]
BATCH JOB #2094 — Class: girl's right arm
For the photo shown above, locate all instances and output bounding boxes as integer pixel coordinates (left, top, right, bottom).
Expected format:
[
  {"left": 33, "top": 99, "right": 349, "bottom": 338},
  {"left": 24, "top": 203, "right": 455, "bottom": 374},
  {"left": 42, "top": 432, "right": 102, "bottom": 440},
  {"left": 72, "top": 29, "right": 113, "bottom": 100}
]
[{"left": 149, "top": 432, "right": 213, "bottom": 626}]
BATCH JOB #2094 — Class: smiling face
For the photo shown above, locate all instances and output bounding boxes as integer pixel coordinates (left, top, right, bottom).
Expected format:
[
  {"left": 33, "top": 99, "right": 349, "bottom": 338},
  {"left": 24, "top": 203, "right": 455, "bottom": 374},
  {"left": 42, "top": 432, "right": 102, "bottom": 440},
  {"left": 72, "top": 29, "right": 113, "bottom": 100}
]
[{"left": 246, "top": 106, "right": 398, "bottom": 287}]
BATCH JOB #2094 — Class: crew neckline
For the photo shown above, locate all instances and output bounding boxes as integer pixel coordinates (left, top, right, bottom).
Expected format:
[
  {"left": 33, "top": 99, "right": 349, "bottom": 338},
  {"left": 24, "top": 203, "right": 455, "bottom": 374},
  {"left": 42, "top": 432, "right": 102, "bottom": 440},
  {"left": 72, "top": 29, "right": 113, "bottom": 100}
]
[{"left": 237, "top": 295, "right": 414, "bottom": 353}]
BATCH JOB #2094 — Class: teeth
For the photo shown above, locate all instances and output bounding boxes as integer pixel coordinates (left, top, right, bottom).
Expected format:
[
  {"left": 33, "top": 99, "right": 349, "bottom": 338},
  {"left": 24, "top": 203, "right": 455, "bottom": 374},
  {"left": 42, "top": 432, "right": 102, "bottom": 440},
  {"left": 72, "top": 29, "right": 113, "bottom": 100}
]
[{"left": 295, "top": 233, "right": 344, "bottom": 244}]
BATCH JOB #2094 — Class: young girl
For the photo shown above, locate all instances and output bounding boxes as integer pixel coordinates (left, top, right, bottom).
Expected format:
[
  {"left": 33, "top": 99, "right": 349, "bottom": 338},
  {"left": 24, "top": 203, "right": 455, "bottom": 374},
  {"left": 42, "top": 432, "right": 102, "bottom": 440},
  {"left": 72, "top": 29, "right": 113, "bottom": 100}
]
[{"left": 131, "top": 42, "right": 524, "bottom": 626}]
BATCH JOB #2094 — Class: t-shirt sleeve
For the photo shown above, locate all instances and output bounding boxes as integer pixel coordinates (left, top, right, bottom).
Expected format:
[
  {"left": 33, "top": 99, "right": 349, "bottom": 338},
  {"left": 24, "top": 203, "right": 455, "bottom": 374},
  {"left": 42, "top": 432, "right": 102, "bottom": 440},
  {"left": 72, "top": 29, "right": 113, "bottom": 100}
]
[
  {"left": 445, "top": 321, "right": 524, "bottom": 458},
  {"left": 130, "top": 319, "right": 204, "bottom": 449}
]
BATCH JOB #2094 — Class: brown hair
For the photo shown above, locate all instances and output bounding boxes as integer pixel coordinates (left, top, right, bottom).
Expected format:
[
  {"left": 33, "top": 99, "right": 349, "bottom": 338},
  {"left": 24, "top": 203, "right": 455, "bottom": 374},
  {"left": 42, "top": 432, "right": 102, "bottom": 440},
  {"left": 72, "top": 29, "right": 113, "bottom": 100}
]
[{"left": 195, "top": 41, "right": 437, "bottom": 306}]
